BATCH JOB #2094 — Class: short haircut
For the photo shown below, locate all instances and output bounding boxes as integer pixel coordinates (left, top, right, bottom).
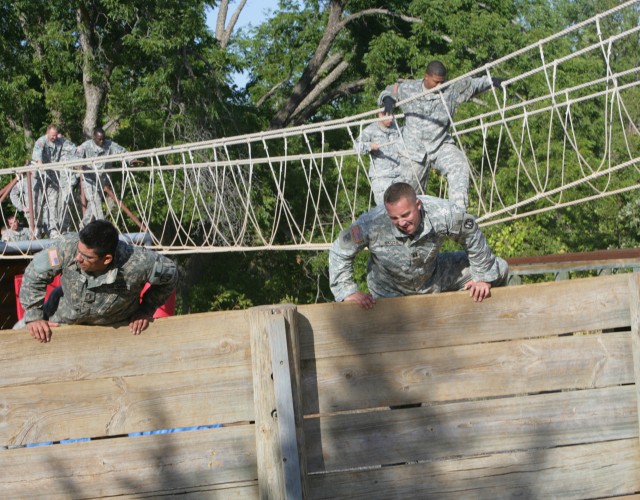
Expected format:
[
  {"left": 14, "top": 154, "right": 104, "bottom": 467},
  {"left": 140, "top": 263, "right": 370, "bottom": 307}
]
[
  {"left": 383, "top": 182, "right": 418, "bottom": 205},
  {"left": 79, "top": 220, "right": 119, "bottom": 257},
  {"left": 93, "top": 127, "right": 105, "bottom": 137},
  {"left": 426, "top": 60, "right": 447, "bottom": 78},
  {"left": 46, "top": 123, "right": 58, "bottom": 132}
]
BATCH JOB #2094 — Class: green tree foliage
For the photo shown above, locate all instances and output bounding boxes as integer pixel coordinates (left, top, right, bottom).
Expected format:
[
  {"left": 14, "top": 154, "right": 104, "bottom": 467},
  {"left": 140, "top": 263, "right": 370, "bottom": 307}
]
[{"left": 1, "top": 0, "right": 637, "bottom": 314}]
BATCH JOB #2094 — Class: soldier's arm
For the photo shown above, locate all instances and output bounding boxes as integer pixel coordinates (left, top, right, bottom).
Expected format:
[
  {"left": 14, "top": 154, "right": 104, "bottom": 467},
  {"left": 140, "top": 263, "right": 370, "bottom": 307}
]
[
  {"left": 377, "top": 81, "right": 401, "bottom": 108},
  {"left": 9, "top": 181, "right": 26, "bottom": 212},
  {"left": 31, "top": 139, "right": 44, "bottom": 163},
  {"left": 449, "top": 211, "right": 503, "bottom": 284},
  {"left": 110, "top": 142, "right": 127, "bottom": 155},
  {"left": 452, "top": 76, "right": 493, "bottom": 104},
  {"left": 354, "top": 126, "right": 375, "bottom": 155},
  {"left": 138, "top": 254, "right": 179, "bottom": 316},
  {"left": 329, "top": 222, "right": 369, "bottom": 302},
  {"left": 20, "top": 247, "right": 65, "bottom": 323}
]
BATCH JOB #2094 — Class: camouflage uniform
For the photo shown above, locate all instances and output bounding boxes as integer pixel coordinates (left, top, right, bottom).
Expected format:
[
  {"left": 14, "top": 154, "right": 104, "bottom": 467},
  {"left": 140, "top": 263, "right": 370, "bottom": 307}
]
[
  {"left": 10, "top": 172, "right": 48, "bottom": 238},
  {"left": 2, "top": 227, "right": 32, "bottom": 242},
  {"left": 329, "top": 195, "right": 508, "bottom": 301},
  {"left": 76, "top": 138, "right": 127, "bottom": 226},
  {"left": 19, "top": 234, "right": 178, "bottom": 325},
  {"left": 354, "top": 120, "right": 404, "bottom": 205},
  {"left": 32, "top": 135, "right": 79, "bottom": 237},
  {"left": 378, "top": 76, "right": 494, "bottom": 210}
]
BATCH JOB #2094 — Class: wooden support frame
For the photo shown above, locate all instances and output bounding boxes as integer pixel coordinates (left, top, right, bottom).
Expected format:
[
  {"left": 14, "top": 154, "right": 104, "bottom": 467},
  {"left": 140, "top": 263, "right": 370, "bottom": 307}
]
[{"left": 249, "top": 304, "right": 308, "bottom": 499}]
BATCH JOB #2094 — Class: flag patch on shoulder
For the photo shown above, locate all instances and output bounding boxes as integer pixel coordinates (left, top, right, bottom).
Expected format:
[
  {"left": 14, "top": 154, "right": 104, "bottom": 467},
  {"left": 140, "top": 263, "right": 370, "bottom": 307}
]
[
  {"left": 351, "top": 225, "right": 364, "bottom": 243},
  {"left": 48, "top": 249, "right": 60, "bottom": 267}
]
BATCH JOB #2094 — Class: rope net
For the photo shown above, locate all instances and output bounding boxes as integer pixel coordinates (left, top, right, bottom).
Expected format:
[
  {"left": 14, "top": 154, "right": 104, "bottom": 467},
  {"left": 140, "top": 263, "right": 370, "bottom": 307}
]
[{"left": 1, "top": 0, "right": 638, "bottom": 257}]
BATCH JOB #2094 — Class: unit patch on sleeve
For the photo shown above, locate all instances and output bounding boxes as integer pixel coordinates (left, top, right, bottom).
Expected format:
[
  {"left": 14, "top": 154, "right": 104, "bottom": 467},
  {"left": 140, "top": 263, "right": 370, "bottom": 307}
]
[{"left": 351, "top": 225, "right": 364, "bottom": 244}]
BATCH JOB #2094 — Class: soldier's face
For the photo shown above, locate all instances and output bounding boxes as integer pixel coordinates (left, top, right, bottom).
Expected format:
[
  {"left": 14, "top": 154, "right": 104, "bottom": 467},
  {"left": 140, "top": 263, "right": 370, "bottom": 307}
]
[
  {"left": 75, "top": 242, "right": 112, "bottom": 273},
  {"left": 93, "top": 133, "right": 105, "bottom": 147},
  {"left": 8, "top": 217, "right": 18, "bottom": 230},
  {"left": 385, "top": 196, "right": 422, "bottom": 235},
  {"left": 379, "top": 112, "right": 393, "bottom": 128},
  {"left": 423, "top": 73, "right": 446, "bottom": 90},
  {"left": 46, "top": 128, "right": 58, "bottom": 142}
]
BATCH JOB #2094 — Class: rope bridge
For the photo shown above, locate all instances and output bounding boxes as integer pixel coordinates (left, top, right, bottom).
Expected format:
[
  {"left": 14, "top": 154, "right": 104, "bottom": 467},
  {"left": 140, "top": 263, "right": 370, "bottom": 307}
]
[{"left": 1, "top": 0, "right": 638, "bottom": 257}]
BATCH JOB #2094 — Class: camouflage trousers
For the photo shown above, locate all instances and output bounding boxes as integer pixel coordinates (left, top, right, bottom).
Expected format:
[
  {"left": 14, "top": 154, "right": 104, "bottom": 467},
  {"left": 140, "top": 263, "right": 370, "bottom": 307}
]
[
  {"left": 399, "top": 142, "right": 470, "bottom": 211},
  {"left": 43, "top": 173, "right": 78, "bottom": 237},
  {"left": 368, "top": 250, "right": 509, "bottom": 299},
  {"left": 80, "top": 175, "right": 108, "bottom": 227}
]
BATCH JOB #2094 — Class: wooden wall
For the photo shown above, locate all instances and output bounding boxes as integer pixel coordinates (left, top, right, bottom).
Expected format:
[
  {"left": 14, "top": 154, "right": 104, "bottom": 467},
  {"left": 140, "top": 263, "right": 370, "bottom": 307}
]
[
  {"left": 296, "top": 273, "right": 640, "bottom": 498},
  {"left": 0, "top": 273, "right": 639, "bottom": 499},
  {"left": 0, "top": 310, "right": 258, "bottom": 498}
]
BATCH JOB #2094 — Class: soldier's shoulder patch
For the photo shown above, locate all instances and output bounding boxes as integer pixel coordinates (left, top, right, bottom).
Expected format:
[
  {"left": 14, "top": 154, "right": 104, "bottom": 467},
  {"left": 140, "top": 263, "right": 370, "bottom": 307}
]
[
  {"left": 464, "top": 218, "right": 474, "bottom": 230},
  {"left": 48, "top": 249, "right": 61, "bottom": 267},
  {"left": 351, "top": 225, "right": 364, "bottom": 244}
]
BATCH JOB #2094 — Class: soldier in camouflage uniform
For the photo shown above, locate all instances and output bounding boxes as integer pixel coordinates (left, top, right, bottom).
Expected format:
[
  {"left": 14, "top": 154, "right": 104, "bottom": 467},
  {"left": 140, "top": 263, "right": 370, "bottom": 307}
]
[
  {"left": 9, "top": 169, "right": 48, "bottom": 238},
  {"left": 329, "top": 182, "right": 508, "bottom": 308},
  {"left": 1, "top": 215, "right": 32, "bottom": 242},
  {"left": 378, "top": 61, "right": 505, "bottom": 211},
  {"left": 17, "top": 219, "right": 178, "bottom": 342},
  {"left": 354, "top": 112, "right": 404, "bottom": 205},
  {"left": 32, "top": 124, "right": 79, "bottom": 238},
  {"left": 76, "top": 128, "right": 128, "bottom": 227}
]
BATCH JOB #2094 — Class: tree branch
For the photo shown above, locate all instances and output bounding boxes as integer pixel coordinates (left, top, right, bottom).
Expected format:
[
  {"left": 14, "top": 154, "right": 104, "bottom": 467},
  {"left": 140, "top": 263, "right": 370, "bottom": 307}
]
[
  {"left": 216, "top": 0, "right": 248, "bottom": 49},
  {"left": 339, "top": 8, "right": 422, "bottom": 30},
  {"left": 291, "top": 78, "right": 369, "bottom": 126},
  {"left": 290, "top": 60, "right": 349, "bottom": 119},
  {"left": 256, "top": 77, "right": 289, "bottom": 107}
]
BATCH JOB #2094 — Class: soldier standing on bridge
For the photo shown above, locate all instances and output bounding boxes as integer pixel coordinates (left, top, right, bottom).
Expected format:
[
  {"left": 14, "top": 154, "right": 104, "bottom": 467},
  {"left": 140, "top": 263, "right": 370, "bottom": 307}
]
[
  {"left": 16, "top": 219, "right": 179, "bottom": 343},
  {"left": 31, "top": 124, "right": 79, "bottom": 238},
  {"left": 329, "top": 182, "right": 508, "bottom": 309},
  {"left": 76, "top": 127, "right": 128, "bottom": 227},
  {"left": 354, "top": 111, "right": 404, "bottom": 206},
  {"left": 378, "top": 61, "right": 505, "bottom": 211}
]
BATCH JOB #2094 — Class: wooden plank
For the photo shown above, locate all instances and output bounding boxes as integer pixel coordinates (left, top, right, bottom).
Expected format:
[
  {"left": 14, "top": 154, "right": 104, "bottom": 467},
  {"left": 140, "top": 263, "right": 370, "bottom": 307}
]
[
  {"left": 0, "top": 364, "right": 253, "bottom": 446},
  {"left": 250, "top": 304, "right": 305, "bottom": 500},
  {"left": 270, "top": 316, "right": 304, "bottom": 499},
  {"left": 308, "top": 438, "right": 640, "bottom": 499},
  {"left": 302, "top": 332, "right": 633, "bottom": 413},
  {"left": 297, "top": 274, "right": 631, "bottom": 360},
  {"left": 304, "top": 386, "right": 637, "bottom": 472},
  {"left": 630, "top": 272, "right": 640, "bottom": 441},
  {"left": 116, "top": 480, "right": 258, "bottom": 499},
  {"left": 120, "top": 481, "right": 258, "bottom": 499},
  {"left": 0, "top": 425, "right": 257, "bottom": 498},
  {"left": 0, "top": 310, "right": 251, "bottom": 387}
]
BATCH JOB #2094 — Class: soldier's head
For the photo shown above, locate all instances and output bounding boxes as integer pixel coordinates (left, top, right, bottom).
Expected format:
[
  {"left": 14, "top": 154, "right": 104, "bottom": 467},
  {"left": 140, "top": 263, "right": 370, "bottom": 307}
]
[
  {"left": 7, "top": 216, "right": 19, "bottom": 230},
  {"left": 92, "top": 128, "right": 106, "bottom": 147},
  {"left": 423, "top": 60, "right": 447, "bottom": 90},
  {"left": 377, "top": 111, "right": 393, "bottom": 128},
  {"left": 383, "top": 182, "right": 423, "bottom": 235},
  {"left": 76, "top": 220, "right": 119, "bottom": 273},
  {"left": 46, "top": 124, "right": 59, "bottom": 143}
]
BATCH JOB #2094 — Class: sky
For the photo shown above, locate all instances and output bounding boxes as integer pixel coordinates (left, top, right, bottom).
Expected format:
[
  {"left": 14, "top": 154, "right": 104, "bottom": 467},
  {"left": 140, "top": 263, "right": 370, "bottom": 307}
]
[{"left": 206, "top": 0, "right": 280, "bottom": 87}]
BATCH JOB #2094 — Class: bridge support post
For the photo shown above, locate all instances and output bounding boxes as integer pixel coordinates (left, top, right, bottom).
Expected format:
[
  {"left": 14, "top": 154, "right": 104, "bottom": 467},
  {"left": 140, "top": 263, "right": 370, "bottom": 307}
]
[{"left": 248, "top": 304, "right": 308, "bottom": 499}]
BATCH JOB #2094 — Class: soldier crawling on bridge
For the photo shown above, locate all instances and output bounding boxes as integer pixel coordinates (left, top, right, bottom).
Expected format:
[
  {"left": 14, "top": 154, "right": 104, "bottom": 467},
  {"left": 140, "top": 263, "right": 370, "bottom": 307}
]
[
  {"left": 378, "top": 60, "right": 506, "bottom": 211},
  {"left": 15, "top": 219, "right": 178, "bottom": 343},
  {"left": 329, "top": 182, "right": 509, "bottom": 309}
]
